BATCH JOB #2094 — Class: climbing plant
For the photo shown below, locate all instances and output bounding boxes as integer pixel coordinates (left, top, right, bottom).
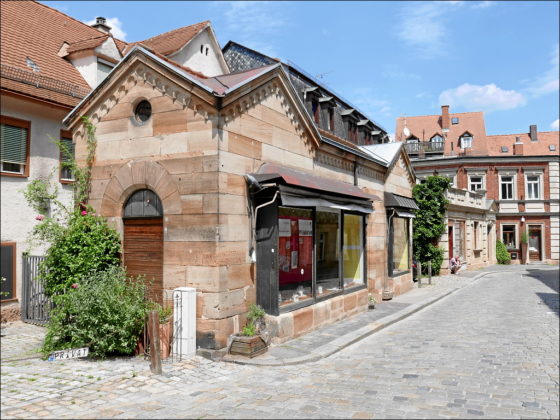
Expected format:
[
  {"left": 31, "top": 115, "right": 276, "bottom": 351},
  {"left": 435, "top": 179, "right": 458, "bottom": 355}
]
[{"left": 412, "top": 175, "right": 451, "bottom": 275}]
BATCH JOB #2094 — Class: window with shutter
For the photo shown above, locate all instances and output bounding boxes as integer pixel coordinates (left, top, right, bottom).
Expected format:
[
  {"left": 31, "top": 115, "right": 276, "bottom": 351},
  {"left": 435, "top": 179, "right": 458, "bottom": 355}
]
[
  {"left": 59, "top": 132, "right": 74, "bottom": 182},
  {"left": 1, "top": 116, "right": 30, "bottom": 176}
]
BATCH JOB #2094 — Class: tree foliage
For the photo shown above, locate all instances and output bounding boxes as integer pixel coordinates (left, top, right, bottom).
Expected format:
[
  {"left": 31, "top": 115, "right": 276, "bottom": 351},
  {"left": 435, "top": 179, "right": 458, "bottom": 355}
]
[
  {"left": 496, "top": 239, "right": 511, "bottom": 264},
  {"left": 412, "top": 175, "right": 451, "bottom": 275}
]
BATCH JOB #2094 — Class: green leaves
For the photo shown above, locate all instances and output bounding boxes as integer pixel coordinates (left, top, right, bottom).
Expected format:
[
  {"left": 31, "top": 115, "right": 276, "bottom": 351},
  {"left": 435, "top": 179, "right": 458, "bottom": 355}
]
[
  {"left": 42, "top": 266, "right": 149, "bottom": 358},
  {"left": 412, "top": 175, "right": 451, "bottom": 275},
  {"left": 496, "top": 240, "right": 511, "bottom": 264}
]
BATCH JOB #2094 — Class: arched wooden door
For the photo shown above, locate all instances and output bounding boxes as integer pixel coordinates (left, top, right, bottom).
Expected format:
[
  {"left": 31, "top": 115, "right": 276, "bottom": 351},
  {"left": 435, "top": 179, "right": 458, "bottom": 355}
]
[{"left": 123, "top": 189, "right": 163, "bottom": 303}]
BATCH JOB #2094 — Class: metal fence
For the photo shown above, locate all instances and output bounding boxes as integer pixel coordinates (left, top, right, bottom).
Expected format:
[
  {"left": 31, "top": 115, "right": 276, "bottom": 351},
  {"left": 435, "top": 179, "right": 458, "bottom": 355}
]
[{"left": 22, "top": 255, "right": 52, "bottom": 325}]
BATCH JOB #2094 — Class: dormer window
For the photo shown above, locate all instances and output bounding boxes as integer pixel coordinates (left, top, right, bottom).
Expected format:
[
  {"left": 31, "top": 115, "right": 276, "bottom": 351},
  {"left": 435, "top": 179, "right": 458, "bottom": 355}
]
[
  {"left": 460, "top": 133, "right": 473, "bottom": 149},
  {"left": 452, "top": 117, "right": 459, "bottom": 124},
  {"left": 430, "top": 134, "right": 443, "bottom": 143},
  {"left": 311, "top": 99, "right": 320, "bottom": 124},
  {"left": 328, "top": 107, "right": 334, "bottom": 131},
  {"left": 406, "top": 136, "right": 419, "bottom": 143},
  {"left": 501, "top": 146, "right": 509, "bottom": 153}
]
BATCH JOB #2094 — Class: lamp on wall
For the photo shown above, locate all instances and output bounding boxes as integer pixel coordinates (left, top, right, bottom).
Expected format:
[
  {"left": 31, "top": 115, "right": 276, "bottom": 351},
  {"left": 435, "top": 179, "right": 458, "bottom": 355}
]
[{"left": 520, "top": 216, "right": 525, "bottom": 223}]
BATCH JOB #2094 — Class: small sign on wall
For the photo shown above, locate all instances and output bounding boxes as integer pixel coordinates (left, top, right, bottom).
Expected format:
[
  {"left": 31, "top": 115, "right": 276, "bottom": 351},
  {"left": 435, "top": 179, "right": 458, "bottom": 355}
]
[{"left": 48, "top": 347, "right": 89, "bottom": 361}]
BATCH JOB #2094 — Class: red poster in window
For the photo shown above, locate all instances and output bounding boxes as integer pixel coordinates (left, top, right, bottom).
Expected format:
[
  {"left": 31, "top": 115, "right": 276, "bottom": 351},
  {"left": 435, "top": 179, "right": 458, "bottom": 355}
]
[{"left": 278, "top": 216, "right": 312, "bottom": 285}]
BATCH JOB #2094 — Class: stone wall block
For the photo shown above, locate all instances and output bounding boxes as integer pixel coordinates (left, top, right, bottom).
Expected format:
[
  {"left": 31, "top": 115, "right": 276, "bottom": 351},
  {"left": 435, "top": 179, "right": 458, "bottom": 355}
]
[{"left": 293, "top": 306, "right": 314, "bottom": 336}]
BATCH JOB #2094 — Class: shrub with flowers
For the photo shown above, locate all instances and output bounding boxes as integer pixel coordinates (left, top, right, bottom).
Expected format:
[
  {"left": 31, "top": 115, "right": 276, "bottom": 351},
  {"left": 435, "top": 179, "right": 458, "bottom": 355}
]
[
  {"left": 39, "top": 207, "right": 121, "bottom": 296},
  {"left": 42, "top": 266, "right": 148, "bottom": 358}
]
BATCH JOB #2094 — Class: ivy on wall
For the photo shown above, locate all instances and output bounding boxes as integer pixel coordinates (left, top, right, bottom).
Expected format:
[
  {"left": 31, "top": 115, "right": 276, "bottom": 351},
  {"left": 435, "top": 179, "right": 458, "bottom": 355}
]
[{"left": 412, "top": 175, "right": 451, "bottom": 275}]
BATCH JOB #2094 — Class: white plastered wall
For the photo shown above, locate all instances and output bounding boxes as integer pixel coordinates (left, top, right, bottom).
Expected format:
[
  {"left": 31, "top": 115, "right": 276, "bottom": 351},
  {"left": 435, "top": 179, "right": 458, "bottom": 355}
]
[
  {"left": 1, "top": 95, "right": 74, "bottom": 303},
  {"left": 71, "top": 55, "right": 98, "bottom": 89},
  {"left": 169, "top": 28, "right": 228, "bottom": 77}
]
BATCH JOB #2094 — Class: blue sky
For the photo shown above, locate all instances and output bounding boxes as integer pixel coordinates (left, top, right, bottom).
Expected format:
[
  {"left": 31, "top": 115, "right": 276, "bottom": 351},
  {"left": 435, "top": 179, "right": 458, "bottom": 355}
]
[{"left": 45, "top": 1, "right": 559, "bottom": 138}]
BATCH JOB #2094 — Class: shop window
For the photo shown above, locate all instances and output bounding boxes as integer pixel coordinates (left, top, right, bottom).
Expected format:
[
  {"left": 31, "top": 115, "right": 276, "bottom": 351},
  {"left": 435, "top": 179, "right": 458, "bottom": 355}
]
[
  {"left": 1, "top": 116, "right": 30, "bottom": 176},
  {"left": 526, "top": 175, "right": 541, "bottom": 199},
  {"left": 389, "top": 217, "right": 410, "bottom": 276},
  {"left": 276, "top": 206, "right": 366, "bottom": 311},
  {"left": 502, "top": 225, "right": 516, "bottom": 250},
  {"left": 500, "top": 175, "right": 514, "bottom": 200}
]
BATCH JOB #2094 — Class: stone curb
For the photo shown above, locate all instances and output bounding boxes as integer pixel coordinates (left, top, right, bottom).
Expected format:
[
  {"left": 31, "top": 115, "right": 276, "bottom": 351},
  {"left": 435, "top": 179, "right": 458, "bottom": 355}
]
[{"left": 221, "top": 266, "right": 557, "bottom": 367}]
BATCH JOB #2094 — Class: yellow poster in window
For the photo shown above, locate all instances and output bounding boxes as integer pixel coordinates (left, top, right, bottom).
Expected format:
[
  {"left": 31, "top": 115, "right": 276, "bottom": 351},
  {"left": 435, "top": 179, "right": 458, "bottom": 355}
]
[{"left": 343, "top": 214, "right": 363, "bottom": 285}]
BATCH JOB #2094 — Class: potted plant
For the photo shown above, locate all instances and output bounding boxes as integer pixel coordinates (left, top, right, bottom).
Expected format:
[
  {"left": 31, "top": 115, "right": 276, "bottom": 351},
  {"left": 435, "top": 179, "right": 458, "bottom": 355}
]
[
  {"left": 229, "top": 304, "right": 268, "bottom": 358},
  {"left": 368, "top": 294, "right": 377, "bottom": 310},
  {"left": 520, "top": 231, "right": 528, "bottom": 264}
]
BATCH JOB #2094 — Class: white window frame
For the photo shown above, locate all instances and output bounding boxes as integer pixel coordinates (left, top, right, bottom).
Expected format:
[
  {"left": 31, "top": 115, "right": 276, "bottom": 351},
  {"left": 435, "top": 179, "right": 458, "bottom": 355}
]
[
  {"left": 524, "top": 170, "right": 543, "bottom": 200},
  {"left": 460, "top": 134, "right": 473, "bottom": 149},
  {"left": 499, "top": 172, "right": 516, "bottom": 200},
  {"left": 469, "top": 175, "right": 484, "bottom": 192},
  {"left": 500, "top": 224, "right": 518, "bottom": 250},
  {"left": 430, "top": 134, "right": 443, "bottom": 143}
]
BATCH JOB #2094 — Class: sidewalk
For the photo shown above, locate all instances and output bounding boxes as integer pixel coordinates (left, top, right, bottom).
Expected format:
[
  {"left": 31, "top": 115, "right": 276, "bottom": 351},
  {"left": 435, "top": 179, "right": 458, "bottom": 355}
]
[{"left": 223, "top": 263, "right": 556, "bottom": 366}]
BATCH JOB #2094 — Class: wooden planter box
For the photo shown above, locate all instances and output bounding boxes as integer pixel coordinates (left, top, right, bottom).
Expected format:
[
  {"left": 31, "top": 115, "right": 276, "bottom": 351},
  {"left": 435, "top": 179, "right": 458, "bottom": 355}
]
[{"left": 229, "top": 335, "right": 267, "bottom": 358}]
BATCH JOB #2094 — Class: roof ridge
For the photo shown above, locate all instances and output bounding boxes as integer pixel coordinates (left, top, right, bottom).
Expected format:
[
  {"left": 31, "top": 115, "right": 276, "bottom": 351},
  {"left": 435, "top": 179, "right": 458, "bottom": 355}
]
[
  {"left": 68, "top": 34, "right": 109, "bottom": 44},
  {"left": 397, "top": 111, "right": 484, "bottom": 119},
  {"left": 139, "top": 20, "right": 209, "bottom": 44}
]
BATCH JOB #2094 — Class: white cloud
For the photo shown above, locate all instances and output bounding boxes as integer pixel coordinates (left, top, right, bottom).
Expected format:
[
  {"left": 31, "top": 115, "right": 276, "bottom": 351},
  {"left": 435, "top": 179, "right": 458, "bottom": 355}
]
[
  {"left": 471, "top": 1, "right": 494, "bottom": 9},
  {"left": 438, "top": 83, "right": 526, "bottom": 112},
  {"left": 551, "top": 119, "right": 560, "bottom": 130},
  {"left": 85, "top": 17, "right": 127, "bottom": 41},
  {"left": 349, "top": 88, "right": 393, "bottom": 120},
  {"left": 216, "top": 1, "right": 286, "bottom": 58},
  {"left": 526, "top": 44, "right": 559, "bottom": 97},
  {"left": 396, "top": 2, "right": 462, "bottom": 59}
]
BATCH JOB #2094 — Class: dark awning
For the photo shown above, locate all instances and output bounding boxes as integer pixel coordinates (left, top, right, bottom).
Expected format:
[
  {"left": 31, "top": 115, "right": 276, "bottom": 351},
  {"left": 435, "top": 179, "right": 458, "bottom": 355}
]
[
  {"left": 384, "top": 192, "right": 419, "bottom": 210},
  {"left": 252, "top": 163, "right": 381, "bottom": 202}
]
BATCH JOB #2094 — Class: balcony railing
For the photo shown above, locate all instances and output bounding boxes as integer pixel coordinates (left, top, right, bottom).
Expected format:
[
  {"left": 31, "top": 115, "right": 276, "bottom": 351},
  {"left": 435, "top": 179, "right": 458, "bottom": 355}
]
[{"left": 404, "top": 141, "right": 444, "bottom": 155}]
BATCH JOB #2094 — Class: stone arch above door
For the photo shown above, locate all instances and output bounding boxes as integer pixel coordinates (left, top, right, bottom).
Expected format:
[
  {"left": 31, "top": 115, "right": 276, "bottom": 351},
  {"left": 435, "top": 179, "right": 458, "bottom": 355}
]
[{"left": 99, "top": 160, "right": 181, "bottom": 218}]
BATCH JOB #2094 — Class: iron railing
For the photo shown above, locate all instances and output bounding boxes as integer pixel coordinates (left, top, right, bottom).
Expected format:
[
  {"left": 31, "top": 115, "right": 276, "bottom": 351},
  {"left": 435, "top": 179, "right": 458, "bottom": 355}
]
[
  {"left": 22, "top": 255, "right": 51, "bottom": 325},
  {"left": 404, "top": 141, "right": 445, "bottom": 154}
]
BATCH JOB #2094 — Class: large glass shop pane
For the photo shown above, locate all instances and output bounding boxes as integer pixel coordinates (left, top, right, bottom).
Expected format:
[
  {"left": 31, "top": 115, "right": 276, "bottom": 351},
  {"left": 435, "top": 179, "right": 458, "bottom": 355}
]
[
  {"left": 343, "top": 214, "right": 364, "bottom": 287},
  {"left": 278, "top": 207, "right": 313, "bottom": 307},
  {"left": 392, "top": 217, "right": 409, "bottom": 272},
  {"left": 316, "top": 210, "right": 341, "bottom": 297}
]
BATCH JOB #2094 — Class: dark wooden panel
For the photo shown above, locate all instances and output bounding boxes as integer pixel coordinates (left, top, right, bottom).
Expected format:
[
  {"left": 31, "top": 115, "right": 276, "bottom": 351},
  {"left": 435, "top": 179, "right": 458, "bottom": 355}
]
[
  {"left": 124, "top": 218, "right": 163, "bottom": 302},
  {"left": 1, "top": 243, "right": 16, "bottom": 301},
  {"left": 256, "top": 196, "right": 279, "bottom": 315}
]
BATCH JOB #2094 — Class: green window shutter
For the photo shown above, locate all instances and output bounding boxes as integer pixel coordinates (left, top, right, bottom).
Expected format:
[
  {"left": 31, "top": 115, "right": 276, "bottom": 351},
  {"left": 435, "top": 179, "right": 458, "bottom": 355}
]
[
  {"left": 1, "top": 123, "right": 27, "bottom": 164},
  {"left": 60, "top": 138, "right": 74, "bottom": 163}
]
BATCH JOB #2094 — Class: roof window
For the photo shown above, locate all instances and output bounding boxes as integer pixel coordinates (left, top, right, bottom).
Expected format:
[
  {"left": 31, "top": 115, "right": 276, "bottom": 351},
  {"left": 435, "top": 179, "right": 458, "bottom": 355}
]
[
  {"left": 550, "top": 144, "right": 556, "bottom": 151},
  {"left": 501, "top": 146, "right": 509, "bottom": 153},
  {"left": 451, "top": 117, "right": 459, "bottom": 125},
  {"left": 26, "top": 57, "right": 40, "bottom": 73}
]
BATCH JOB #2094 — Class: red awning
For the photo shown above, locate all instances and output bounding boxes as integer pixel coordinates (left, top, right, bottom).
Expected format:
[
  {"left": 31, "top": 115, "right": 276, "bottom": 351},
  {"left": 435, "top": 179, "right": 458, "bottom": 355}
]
[{"left": 251, "top": 163, "right": 380, "bottom": 202}]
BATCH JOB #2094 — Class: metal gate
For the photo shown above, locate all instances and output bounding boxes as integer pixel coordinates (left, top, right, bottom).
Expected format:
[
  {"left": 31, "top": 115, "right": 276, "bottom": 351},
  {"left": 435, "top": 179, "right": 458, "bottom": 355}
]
[{"left": 22, "top": 255, "right": 51, "bottom": 324}]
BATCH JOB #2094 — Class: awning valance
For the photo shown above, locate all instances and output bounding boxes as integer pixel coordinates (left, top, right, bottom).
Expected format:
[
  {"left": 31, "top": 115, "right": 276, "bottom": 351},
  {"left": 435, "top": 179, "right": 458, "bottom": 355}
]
[
  {"left": 395, "top": 209, "right": 416, "bottom": 218},
  {"left": 251, "top": 163, "right": 381, "bottom": 202},
  {"left": 384, "top": 192, "right": 419, "bottom": 211},
  {"left": 279, "top": 185, "right": 373, "bottom": 214}
]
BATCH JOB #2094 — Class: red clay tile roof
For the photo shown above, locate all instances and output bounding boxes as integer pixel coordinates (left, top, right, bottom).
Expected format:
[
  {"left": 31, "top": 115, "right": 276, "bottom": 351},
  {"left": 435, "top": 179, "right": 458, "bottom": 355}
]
[
  {"left": 395, "top": 111, "right": 488, "bottom": 156},
  {"left": 66, "top": 35, "right": 109, "bottom": 54},
  {"left": 0, "top": 1, "right": 127, "bottom": 107},
  {"left": 487, "top": 131, "right": 560, "bottom": 156},
  {"left": 125, "top": 21, "right": 209, "bottom": 56}
]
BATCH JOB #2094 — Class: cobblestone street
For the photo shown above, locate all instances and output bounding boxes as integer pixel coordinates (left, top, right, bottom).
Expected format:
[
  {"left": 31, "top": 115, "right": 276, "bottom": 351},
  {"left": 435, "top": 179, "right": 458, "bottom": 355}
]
[{"left": 1, "top": 267, "right": 558, "bottom": 419}]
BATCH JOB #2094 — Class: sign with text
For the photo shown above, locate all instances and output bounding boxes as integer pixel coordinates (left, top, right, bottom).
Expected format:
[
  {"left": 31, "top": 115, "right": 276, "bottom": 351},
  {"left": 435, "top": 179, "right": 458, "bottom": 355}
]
[{"left": 48, "top": 347, "right": 89, "bottom": 361}]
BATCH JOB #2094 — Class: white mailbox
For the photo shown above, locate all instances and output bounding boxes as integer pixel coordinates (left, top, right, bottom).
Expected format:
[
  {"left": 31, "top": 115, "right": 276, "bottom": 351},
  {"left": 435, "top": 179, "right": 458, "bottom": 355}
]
[{"left": 173, "top": 287, "right": 196, "bottom": 357}]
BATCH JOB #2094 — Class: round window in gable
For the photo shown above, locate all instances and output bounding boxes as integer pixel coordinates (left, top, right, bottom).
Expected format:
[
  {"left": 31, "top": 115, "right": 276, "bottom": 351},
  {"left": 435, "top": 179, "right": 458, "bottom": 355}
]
[{"left": 134, "top": 100, "right": 152, "bottom": 123}]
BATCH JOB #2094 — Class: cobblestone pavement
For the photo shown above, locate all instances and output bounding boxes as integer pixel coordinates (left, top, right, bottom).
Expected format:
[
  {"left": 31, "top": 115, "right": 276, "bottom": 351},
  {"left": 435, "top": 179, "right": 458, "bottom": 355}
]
[{"left": 1, "top": 267, "right": 558, "bottom": 419}]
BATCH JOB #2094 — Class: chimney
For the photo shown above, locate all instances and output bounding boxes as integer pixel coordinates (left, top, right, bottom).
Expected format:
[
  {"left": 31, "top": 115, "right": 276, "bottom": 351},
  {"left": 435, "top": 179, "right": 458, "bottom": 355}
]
[
  {"left": 513, "top": 136, "right": 524, "bottom": 155},
  {"left": 441, "top": 105, "right": 450, "bottom": 132},
  {"left": 92, "top": 17, "right": 112, "bottom": 34},
  {"left": 529, "top": 124, "right": 538, "bottom": 142}
]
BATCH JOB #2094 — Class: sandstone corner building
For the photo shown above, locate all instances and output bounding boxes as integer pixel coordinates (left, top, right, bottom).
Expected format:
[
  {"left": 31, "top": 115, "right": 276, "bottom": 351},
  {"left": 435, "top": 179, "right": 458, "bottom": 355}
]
[{"left": 62, "top": 43, "right": 418, "bottom": 350}]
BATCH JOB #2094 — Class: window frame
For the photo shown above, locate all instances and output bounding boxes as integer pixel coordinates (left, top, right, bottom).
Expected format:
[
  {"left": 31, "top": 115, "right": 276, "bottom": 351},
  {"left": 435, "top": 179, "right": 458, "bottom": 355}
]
[
  {"left": 460, "top": 133, "right": 473, "bottom": 149},
  {"left": 430, "top": 134, "right": 443, "bottom": 143},
  {"left": 499, "top": 174, "right": 516, "bottom": 200},
  {"left": 468, "top": 174, "right": 484, "bottom": 192},
  {"left": 59, "top": 130, "right": 75, "bottom": 184},
  {"left": 1, "top": 115, "right": 31, "bottom": 178},
  {"left": 525, "top": 172, "right": 543, "bottom": 200},
  {"left": 96, "top": 58, "right": 114, "bottom": 85},
  {"left": 0, "top": 242, "right": 17, "bottom": 302},
  {"left": 501, "top": 224, "right": 518, "bottom": 250}
]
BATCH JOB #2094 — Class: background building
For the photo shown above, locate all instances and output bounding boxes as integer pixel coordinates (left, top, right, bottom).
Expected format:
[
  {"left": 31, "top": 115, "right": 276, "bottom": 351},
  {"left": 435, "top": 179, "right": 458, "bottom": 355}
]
[{"left": 396, "top": 106, "right": 559, "bottom": 266}]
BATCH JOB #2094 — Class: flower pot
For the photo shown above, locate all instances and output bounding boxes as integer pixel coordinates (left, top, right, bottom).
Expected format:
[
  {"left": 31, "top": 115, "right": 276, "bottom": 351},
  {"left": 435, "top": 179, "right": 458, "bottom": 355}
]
[
  {"left": 368, "top": 302, "right": 376, "bottom": 310},
  {"left": 229, "top": 335, "right": 267, "bottom": 358}
]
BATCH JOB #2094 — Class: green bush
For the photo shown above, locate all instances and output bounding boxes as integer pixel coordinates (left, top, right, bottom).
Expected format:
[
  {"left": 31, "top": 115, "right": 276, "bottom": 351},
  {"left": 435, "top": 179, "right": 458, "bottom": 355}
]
[
  {"left": 42, "top": 266, "right": 148, "bottom": 358},
  {"left": 40, "top": 208, "right": 121, "bottom": 296},
  {"left": 422, "top": 243, "right": 445, "bottom": 275},
  {"left": 496, "top": 239, "right": 511, "bottom": 264}
]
